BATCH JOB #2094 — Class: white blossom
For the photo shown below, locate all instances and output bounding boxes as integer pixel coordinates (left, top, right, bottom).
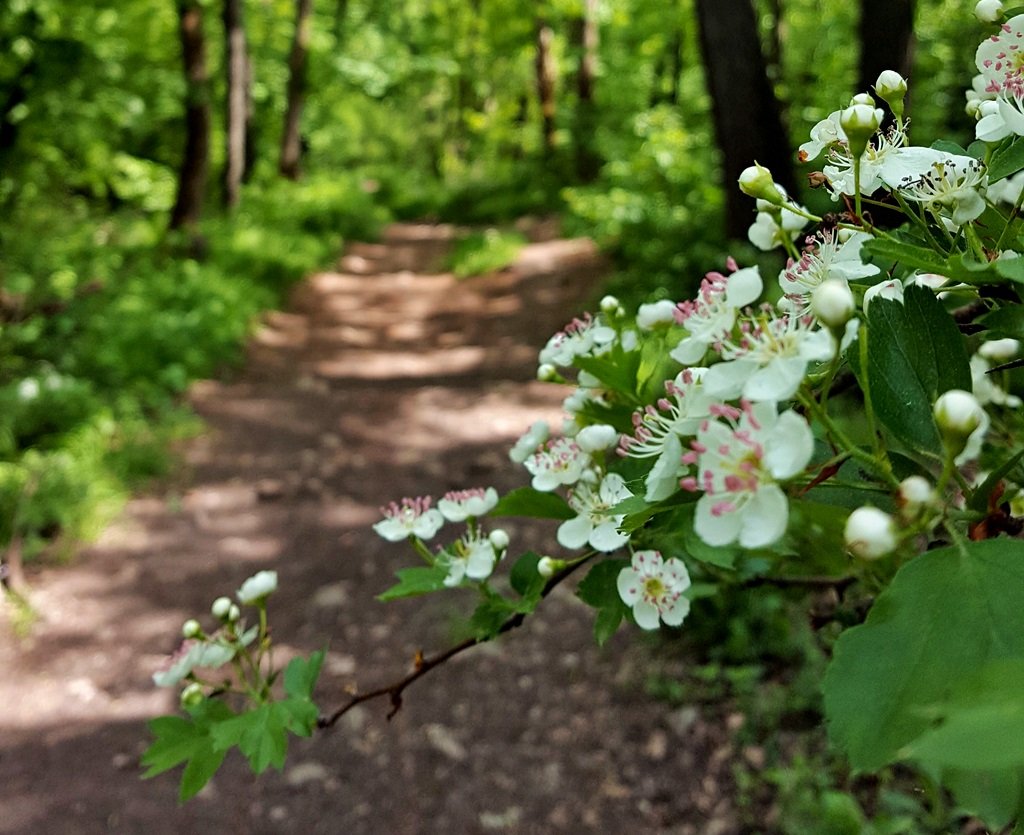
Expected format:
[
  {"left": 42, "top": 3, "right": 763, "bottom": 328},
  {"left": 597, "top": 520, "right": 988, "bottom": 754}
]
[
  {"left": 616, "top": 550, "right": 691, "bottom": 630},
  {"left": 237, "top": 570, "right": 278, "bottom": 604},
  {"left": 670, "top": 263, "right": 763, "bottom": 365},
  {"left": 437, "top": 487, "right": 499, "bottom": 522},
  {"left": 557, "top": 473, "right": 633, "bottom": 552},
  {"left": 373, "top": 497, "right": 445, "bottom": 541},
  {"left": 844, "top": 506, "right": 898, "bottom": 559}
]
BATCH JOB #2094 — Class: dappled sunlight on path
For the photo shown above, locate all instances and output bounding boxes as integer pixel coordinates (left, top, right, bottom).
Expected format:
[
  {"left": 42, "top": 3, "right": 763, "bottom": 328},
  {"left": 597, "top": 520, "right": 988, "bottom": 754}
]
[{"left": 0, "top": 222, "right": 740, "bottom": 835}]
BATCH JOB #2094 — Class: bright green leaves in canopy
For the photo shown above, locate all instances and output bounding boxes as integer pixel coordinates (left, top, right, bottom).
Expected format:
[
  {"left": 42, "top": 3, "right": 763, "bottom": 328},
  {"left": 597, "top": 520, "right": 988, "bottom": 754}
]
[{"left": 823, "top": 539, "right": 1024, "bottom": 826}]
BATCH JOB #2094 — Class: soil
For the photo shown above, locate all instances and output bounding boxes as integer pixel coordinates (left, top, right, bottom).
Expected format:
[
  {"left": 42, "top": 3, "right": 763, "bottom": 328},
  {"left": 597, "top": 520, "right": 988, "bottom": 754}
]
[{"left": 0, "top": 222, "right": 741, "bottom": 835}]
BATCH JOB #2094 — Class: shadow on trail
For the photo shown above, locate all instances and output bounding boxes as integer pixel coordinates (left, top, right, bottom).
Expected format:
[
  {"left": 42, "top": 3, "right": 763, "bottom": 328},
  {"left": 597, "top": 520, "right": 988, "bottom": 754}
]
[{"left": 1, "top": 222, "right": 739, "bottom": 835}]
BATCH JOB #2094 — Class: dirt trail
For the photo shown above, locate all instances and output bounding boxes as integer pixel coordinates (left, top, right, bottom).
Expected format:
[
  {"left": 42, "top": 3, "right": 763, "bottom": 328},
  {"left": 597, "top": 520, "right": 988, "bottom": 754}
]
[{"left": 0, "top": 223, "right": 737, "bottom": 835}]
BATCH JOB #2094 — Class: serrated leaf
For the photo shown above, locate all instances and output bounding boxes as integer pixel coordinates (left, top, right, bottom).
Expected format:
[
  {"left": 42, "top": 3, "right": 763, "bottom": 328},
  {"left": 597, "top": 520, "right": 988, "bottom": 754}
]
[
  {"left": 863, "top": 285, "right": 971, "bottom": 455},
  {"left": 490, "top": 487, "right": 575, "bottom": 520},
  {"left": 823, "top": 539, "right": 1024, "bottom": 773},
  {"left": 141, "top": 700, "right": 235, "bottom": 803},
  {"left": 377, "top": 565, "right": 449, "bottom": 601},
  {"left": 468, "top": 591, "right": 517, "bottom": 639},
  {"left": 593, "top": 606, "right": 623, "bottom": 646},
  {"left": 862, "top": 237, "right": 949, "bottom": 275},
  {"left": 509, "top": 551, "right": 545, "bottom": 601},
  {"left": 988, "top": 135, "right": 1024, "bottom": 182},
  {"left": 210, "top": 704, "right": 290, "bottom": 774},
  {"left": 283, "top": 650, "right": 325, "bottom": 701},
  {"left": 930, "top": 139, "right": 968, "bottom": 156}
]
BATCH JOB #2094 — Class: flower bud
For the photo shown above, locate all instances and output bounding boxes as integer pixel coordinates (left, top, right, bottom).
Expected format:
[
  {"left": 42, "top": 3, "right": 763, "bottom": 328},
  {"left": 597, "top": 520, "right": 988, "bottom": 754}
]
[
  {"left": 211, "top": 596, "right": 233, "bottom": 619},
  {"left": 227, "top": 604, "right": 241, "bottom": 622},
  {"left": 840, "top": 104, "right": 883, "bottom": 158},
  {"left": 182, "top": 619, "right": 202, "bottom": 639},
  {"left": 537, "top": 363, "right": 558, "bottom": 382},
  {"left": 863, "top": 279, "right": 904, "bottom": 313},
  {"left": 934, "top": 389, "right": 986, "bottom": 441},
  {"left": 636, "top": 299, "right": 679, "bottom": 330},
  {"left": 874, "top": 70, "right": 907, "bottom": 118},
  {"left": 934, "top": 389, "right": 990, "bottom": 464},
  {"left": 599, "top": 295, "right": 623, "bottom": 316},
  {"left": 537, "top": 556, "right": 565, "bottom": 578},
  {"left": 850, "top": 93, "right": 876, "bottom": 107},
  {"left": 180, "top": 682, "right": 205, "bottom": 708},
  {"left": 738, "top": 162, "right": 785, "bottom": 205},
  {"left": 488, "top": 528, "right": 510, "bottom": 551},
  {"left": 975, "top": 0, "right": 1004, "bottom": 22},
  {"left": 811, "top": 279, "right": 856, "bottom": 330},
  {"left": 844, "top": 506, "right": 898, "bottom": 560},
  {"left": 898, "top": 475, "right": 934, "bottom": 510},
  {"left": 575, "top": 423, "right": 620, "bottom": 452},
  {"left": 978, "top": 338, "right": 1020, "bottom": 362}
]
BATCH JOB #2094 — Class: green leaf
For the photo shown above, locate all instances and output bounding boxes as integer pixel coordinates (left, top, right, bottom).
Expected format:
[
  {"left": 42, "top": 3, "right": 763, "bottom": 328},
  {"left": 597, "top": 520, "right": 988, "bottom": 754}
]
[
  {"left": 823, "top": 539, "right": 1024, "bottom": 772},
  {"left": 941, "top": 767, "right": 1022, "bottom": 829},
  {"left": 509, "top": 551, "right": 545, "bottom": 602},
  {"left": 469, "top": 592, "right": 518, "bottom": 639},
  {"left": 980, "top": 305, "right": 1024, "bottom": 340},
  {"left": 863, "top": 285, "right": 971, "bottom": 455},
  {"left": 930, "top": 139, "right": 968, "bottom": 156},
  {"left": 575, "top": 344, "right": 642, "bottom": 400},
  {"left": 994, "top": 256, "right": 1024, "bottom": 285},
  {"left": 969, "top": 447, "right": 1024, "bottom": 512},
  {"left": 988, "top": 135, "right": 1024, "bottom": 182},
  {"left": 647, "top": 504, "right": 738, "bottom": 569},
  {"left": 576, "top": 558, "right": 630, "bottom": 646},
  {"left": 210, "top": 703, "right": 291, "bottom": 774},
  {"left": 490, "top": 486, "right": 575, "bottom": 520},
  {"left": 377, "top": 565, "right": 450, "bottom": 601},
  {"left": 283, "top": 649, "right": 325, "bottom": 701},
  {"left": 862, "top": 237, "right": 949, "bottom": 275},
  {"left": 141, "top": 700, "right": 235, "bottom": 803}
]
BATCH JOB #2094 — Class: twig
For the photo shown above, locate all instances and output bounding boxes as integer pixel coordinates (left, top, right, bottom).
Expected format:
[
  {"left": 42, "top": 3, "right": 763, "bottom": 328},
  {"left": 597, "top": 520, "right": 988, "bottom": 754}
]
[{"left": 317, "top": 558, "right": 590, "bottom": 729}]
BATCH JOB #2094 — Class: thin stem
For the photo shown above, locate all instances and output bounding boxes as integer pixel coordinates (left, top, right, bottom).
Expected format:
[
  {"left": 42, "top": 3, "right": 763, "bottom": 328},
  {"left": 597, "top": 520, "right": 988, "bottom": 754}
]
[{"left": 317, "top": 558, "right": 592, "bottom": 727}]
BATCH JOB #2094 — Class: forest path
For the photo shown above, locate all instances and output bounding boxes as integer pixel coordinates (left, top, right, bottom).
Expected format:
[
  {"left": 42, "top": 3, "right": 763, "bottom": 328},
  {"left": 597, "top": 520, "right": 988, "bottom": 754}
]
[{"left": 0, "top": 222, "right": 736, "bottom": 835}]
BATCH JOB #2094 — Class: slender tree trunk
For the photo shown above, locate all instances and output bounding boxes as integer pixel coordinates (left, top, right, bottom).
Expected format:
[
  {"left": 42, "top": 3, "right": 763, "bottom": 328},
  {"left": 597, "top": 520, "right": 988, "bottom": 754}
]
[
  {"left": 170, "top": 0, "right": 212, "bottom": 230},
  {"left": 279, "top": 0, "right": 313, "bottom": 180},
  {"left": 857, "top": 0, "right": 914, "bottom": 118},
  {"left": 694, "top": 0, "right": 794, "bottom": 239},
  {"left": 535, "top": 19, "right": 557, "bottom": 157},
  {"left": 574, "top": 0, "right": 600, "bottom": 182},
  {"left": 222, "top": 0, "right": 249, "bottom": 208}
]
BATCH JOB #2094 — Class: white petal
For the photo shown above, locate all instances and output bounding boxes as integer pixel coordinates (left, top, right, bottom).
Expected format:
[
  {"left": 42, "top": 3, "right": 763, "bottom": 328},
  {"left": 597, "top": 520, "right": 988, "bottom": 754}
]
[
  {"left": 660, "top": 595, "right": 691, "bottom": 627},
  {"left": 744, "top": 357, "right": 807, "bottom": 402},
  {"left": 670, "top": 337, "right": 707, "bottom": 366},
  {"left": 703, "top": 359, "right": 753, "bottom": 400},
  {"left": 738, "top": 486, "right": 789, "bottom": 548},
  {"left": 557, "top": 515, "right": 593, "bottom": 549},
  {"left": 589, "top": 520, "right": 629, "bottom": 552},
  {"left": 694, "top": 495, "right": 742, "bottom": 546},
  {"left": 617, "top": 567, "right": 642, "bottom": 606},
  {"left": 632, "top": 601, "right": 662, "bottom": 630},
  {"left": 764, "top": 411, "right": 814, "bottom": 479}
]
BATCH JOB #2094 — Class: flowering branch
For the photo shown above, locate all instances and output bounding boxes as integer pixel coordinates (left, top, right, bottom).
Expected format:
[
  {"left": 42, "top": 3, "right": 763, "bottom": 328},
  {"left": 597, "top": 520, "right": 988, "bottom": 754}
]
[{"left": 317, "top": 558, "right": 591, "bottom": 728}]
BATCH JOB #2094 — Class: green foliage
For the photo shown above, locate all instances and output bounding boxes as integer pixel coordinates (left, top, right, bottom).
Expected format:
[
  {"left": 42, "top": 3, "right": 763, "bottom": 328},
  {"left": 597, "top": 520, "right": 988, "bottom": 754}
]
[
  {"left": 854, "top": 286, "right": 972, "bottom": 456},
  {"left": 576, "top": 558, "right": 630, "bottom": 645},
  {"left": 377, "top": 565, "right": 451, "bottom": 601},
  {"left": 447, "top": 228, "right": 527, "bottom": 278},
  {"left": 490, "top": 487, "right": 575, "bottom": 520},
  {"left": 824, "top": 539, "right": 1024, "bottom": 824},
  {"left": 143, "top": 651, "right": 324, "bottom": 802}
]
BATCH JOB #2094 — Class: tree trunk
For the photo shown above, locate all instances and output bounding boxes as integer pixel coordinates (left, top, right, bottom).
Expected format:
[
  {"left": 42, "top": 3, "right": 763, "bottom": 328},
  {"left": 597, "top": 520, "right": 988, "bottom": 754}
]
[
  {"left": 279, "top": 0, "right": 313, "bottom": 180},
  {"left": 170, "top": 0, "right": 212, "bottom": 230},
  {"left": 694, "top": 0, "right": 794, "bottom": 239},
  {"left": 574, "top": 0, "right": 600, "bottom": 182},
  {"left": 222, "top": 0, "right": 249, "bottom": 208},
  {"left": 857, "top": 0, "right": 915, "bottom": 116},
  {"left": 535, "top": 19, "right": 557, "bottom": 157}
]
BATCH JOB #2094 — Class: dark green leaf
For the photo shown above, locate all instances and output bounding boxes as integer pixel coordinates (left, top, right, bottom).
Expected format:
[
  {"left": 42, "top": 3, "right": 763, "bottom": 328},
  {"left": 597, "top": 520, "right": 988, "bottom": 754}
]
[
  {"left": 994, "top": 257, "right": 1024, "bottom": 285},
  {"left": 377, "top": 565, "right": 449, "bottom": 601},
  {"left": 210, "top": 704, "right": 290, "bottom": 774},
  {"left": 141, "top": 701, "right": 235, "bottom": 803},
  {"left": 469, "top": 593, "right": 517, "bottom": 639},
  {"left": 980, "top": 305, "right": 1024, "bottom": 340},
  {"left": 862, "top": 238, "right": 949, "bottom": 275},
  {"left": 863, "top": 285, "right": 971, "bottom": 455},
  {"left": 490, "top": 487, "right": 575, "bottom": 520},
  {"left": 942, "top": 767, "right": 1022, "bottom": 829},
  {"left": 509, "top": 551, "right": 545, "bottom": 602},
  {"left": 576, "top": 558, "right": 630, "bottom": 645},
  {"left": 930, "top": 139, "right": 968, "bottom": 156},
  {"left": 988, "top": 135, "right": 1024, "bottom": 182},
  {"left": 969, "top": 447, "right": 1024, "bottom": 512},
  {"left": 824, "top": 539, "right": 1024, "bottom": 772}
]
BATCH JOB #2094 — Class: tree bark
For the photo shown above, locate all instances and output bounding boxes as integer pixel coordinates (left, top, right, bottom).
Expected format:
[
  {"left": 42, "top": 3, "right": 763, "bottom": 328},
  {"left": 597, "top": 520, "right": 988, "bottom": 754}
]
[
  {"left": 535, "top": 19, "right": 557, "bottom": 157},
  {"left": 170, "top": 0, "right": 212, "bottom": 230},
  {"left": 279, "top": 0, "right": 314, "bottom": 180},
  {"left": 857, "top": 0, "right": 915, "bottom": 118},
  {"left": 222, "top": 0, "right": 250, "bottom": 208},
  {"left": 574, "top": 0, "right": 600, "bottom": 182},
  {"left": 694, "top": 0, "right": 794, "bottom": 239}
]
